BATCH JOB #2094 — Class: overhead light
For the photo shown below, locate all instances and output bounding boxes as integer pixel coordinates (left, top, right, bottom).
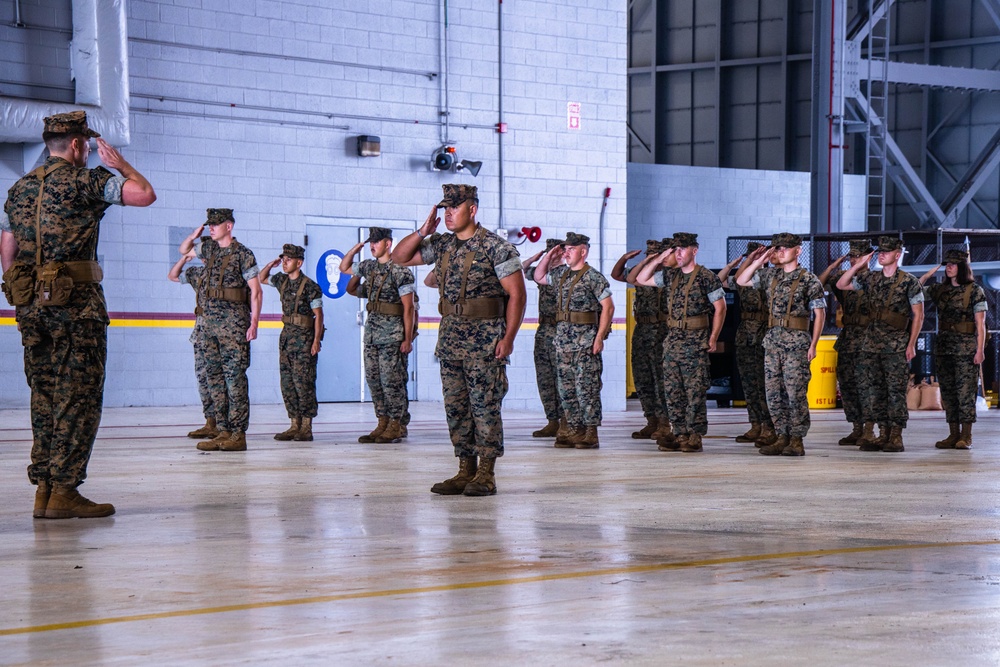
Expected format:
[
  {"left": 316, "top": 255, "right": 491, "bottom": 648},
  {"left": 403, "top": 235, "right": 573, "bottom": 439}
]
[{"left": 357, "top": 135, "right": 380, "bottom": 157}]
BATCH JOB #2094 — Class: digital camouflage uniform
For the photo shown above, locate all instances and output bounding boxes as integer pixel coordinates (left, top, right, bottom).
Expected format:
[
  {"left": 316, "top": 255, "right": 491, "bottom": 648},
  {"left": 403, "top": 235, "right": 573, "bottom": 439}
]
[
  {"left": 655, "top": 265, "right": 725, "bottom": 436},
  {"left": 196, "top": 235, "right": 259, "bottom": 434},
  {"left": 855, "top": 269, "right": 923, "bottom": 429},
  {"left": 354, "top": 258, "right": 415, "bottom": 423},
  {"left": 4, "top": 155, "right": 125, "bottom": 489},
  {"left": 753, "top": 266, "right": 826, "bottom": 437},
  {"left": 420, "top": 224, "right": 521, "bottom": 459},
  {"left": 269, "top": 271, "right": 323, "bottom": 419},
  {"left": 826, "top": 268, "right": 869, "bottom": 426},
  {"left": 529, "top": 264, "right": 561, "bottom": 422},
  {"left": 548, "top": 263, "right": 612, "bottom": 428},
  {"left": 926, "top": 280, "right": 987, "bottom": 424},
  {"left": 632, "top": 283, "right": 668, "bottom": 424},
  {"left": 180, "top": 265, "right": 215, "bottom": 422},
  {"left": 726, "top": 274, "right": 771, "bottom": 429}
]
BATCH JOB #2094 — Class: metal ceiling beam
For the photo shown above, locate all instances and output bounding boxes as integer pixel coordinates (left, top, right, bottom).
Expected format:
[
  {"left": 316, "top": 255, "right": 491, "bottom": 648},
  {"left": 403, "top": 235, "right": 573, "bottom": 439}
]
[
  {"left": 861, "top": 59, "right": 1000, "bottom": 92},
  {"left": 940, "top": 126, "right": 1000, "bottom": 227},
  {"left": 979, "top": 0, "right": 1000, "bottom": 32},
  {"left": 848, "top": 0, "right": 895, "bottom": 43},
  {"left": 924, "top": 149, "right": 996, "bottom": 226}
]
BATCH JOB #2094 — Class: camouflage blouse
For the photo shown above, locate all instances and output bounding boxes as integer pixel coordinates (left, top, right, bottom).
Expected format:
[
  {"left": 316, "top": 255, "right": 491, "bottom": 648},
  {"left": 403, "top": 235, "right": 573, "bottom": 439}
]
[
  {"left": 725, "top": 275, "right": 767, "bottom": 347},
  {"left": 196, "top": 237, "right": 259, "bottom": 332},
  {"left": 354, "top": 259, "right": 415, "bottom": 346},
  {"left": 4, "top": 156, "right": 124, "bottom": 323},
  {"left": 181, "top": 265, "right": 208, "bottom": 345},
  {"left": 527, "top": 265, "right": 557, "bottom": 325},
  {"left": 752, "top": 266, "right": 826, "bottom": 351},
  {"left": 852, "top": 269, "right": 923, "bottom": 354},
  {"left": 655, "top": 265, "right": 725, "bottom": 348},
  {"left": 926, "top": 280, "right": 988, "bottom": 356},
  {"left": 547, "top": 264, "right": 612, "bottom": 352},
  {"left": 420, "top": 224, "right": 521, "bottom": 361},
  {"left": 826, "top": 269, "right": 870, "bottom": 353},
  {"left": 633, "top": 285, "right": 662, "bottom": 320}
]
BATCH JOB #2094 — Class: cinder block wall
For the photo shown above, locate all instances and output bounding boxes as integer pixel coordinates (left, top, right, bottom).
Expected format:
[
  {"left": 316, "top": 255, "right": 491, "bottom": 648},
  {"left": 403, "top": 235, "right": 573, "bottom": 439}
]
[{"left": 0, "top": 0, "right": 629, "bottom": 413}]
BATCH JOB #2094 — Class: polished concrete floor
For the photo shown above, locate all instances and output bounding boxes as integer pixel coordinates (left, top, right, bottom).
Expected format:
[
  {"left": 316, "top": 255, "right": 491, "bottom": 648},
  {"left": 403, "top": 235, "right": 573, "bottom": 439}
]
[{"left": 1, "top": 401, "right": 999, "bottom": 665}]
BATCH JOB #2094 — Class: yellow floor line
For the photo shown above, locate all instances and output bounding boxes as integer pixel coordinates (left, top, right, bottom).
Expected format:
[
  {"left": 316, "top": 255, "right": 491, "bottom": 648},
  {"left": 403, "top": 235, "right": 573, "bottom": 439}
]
[{"left": 2, "top": 539, "right": 996, "bottom": 636}]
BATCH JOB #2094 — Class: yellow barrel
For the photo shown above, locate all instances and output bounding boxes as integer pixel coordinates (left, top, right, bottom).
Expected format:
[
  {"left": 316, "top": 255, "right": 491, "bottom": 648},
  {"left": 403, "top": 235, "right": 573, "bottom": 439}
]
[{"left": 807, "top": 335, "right": 838, "bottom": 409}]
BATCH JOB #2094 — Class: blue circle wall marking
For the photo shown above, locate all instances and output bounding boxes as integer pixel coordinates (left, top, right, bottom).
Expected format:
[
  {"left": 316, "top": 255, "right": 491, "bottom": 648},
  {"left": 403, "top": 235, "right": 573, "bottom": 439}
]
[{"left": 316, "top": 249, "right": 350, "bottom": 299}]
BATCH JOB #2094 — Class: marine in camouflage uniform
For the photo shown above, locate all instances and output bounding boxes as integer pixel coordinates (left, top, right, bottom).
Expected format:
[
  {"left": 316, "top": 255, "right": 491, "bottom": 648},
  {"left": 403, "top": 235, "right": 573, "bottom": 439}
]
[
  {"left": 836, "top": 236, "right": 924, "bottom": 453},
  {"left": 739, "top": 233, "right": 826, "bottom": 456},
  {"left": 168, "top": 252, "right": 217, "bottom": 439},
  {"left": 391, "top": 184, "right": 526, "bottom": 497},
  {"left": 181, "top": 208, "right": 263, "bottom": 452},
  {"left": 537, "top": 232, "right": 615, "bottom": 449},
  {"left": 719, "top": 241, "right": 772, "bottom": 445},
  {"left": 525, "top": 238, "right": 564, "bottom": 437},
  {"left": 343, "top": 227, "right": 416, "bottom": 444},
  {"left": 261, "top": 243, "right": 324, "bottom": 441},
  {"left": 2, "top": 110, "right": 155, "bottom": 518},
  {"left": 921, "top": 248, "right": 988, "bottom": 450},
  {"left": 638, "top": 232, "right": 726, "bottom": 453},
  {"left": 819, "top": 239, "right": 874, "bottom": 446}
]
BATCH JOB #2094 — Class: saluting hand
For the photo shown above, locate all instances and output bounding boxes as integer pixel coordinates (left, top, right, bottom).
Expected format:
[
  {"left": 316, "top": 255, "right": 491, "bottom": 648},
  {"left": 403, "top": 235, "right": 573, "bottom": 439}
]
[
  {"left": 95, "top": 138, "right": 127, "bottom": 171},
  {"left": 421, "top": 206, "right": 441, "bottom": 236}
]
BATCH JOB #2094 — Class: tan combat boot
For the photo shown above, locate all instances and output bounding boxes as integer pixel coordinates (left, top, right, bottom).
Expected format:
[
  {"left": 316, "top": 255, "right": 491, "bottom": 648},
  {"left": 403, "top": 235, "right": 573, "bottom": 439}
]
[
  {"left": 553, "top": 417, "right": 573, "bottom": 447},
  {"left": 735, "top": 422, "right": 761, "bottom": 443},
  {"left": 881, "top": 425, "right": 904, "bottom": 453},
  {"left": 358, "top": 416, "right": 389, "bottom": 443},
  {"left": 463, "top": 457, "right": 497, "bottom": 496},
  {"left": 33, "top": 481, "right": 51, "bottom": 519},
  {"left": 188, "top": 417, "right": 219, "bottom": 439},
  {"left": 631, "top": 417, "right": 658, "bottom": 439},
  {"left": 44, "top": 486, "right": 115, "bottom": 519},
  {"left": 532, "top": 419, "right": 560, "bottom": 438},
  {"left": 782, "top": 435, "right": 805, "bottom": 456},
  {"left": 955, "top": 422, "right": 973, "bottom": 449},
  {"left": 575, "top": 426, "right": 600, "bottom": 449},
  {"left": 760, "top": 434, "right": 789, "bottom": 456},
  {"left": 219, "top": 431, "right": 247, "bottom": 451},
  {"left": 857, "top": 422, "right": 881, "bottom": 451},
  {"left": 755, "top": 423, "right": 778, "bottom": 449},
  {"left": 650, "top": 417, "right": 670, "bottom": 441},
  {"left": 274, "top": 417, "right": 301, "bottom": 441},
  {"left": 657, "top": 425, "right": 679, "bottom": 451},
  {"left": 681, "top": 432, "right": 703, "bottom": 452},
  {"left": 838, "top": 423, "right": 863, "bottom": 446},
  {"left": 374, "top": 419, "right": 402, "bottom": 443},
  {"left": 431, "top": 456, "right": 477, "bottom": 495},
  {"left": 935, "top": 423, "right": 960, "bottom": 449},
  {"left": 294, "top": 417, "right": 313, "bottom": 442},
  {"left": 197, "top": 430, "right": 231, "bottom": 451},
  {"left": 400, "top": 422, "right": 408, "bottom": 438}
]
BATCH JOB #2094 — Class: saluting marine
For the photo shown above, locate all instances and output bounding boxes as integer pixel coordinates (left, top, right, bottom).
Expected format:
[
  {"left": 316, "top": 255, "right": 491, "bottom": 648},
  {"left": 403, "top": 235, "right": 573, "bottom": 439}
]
[{"left": 522, "top": 238, "right": 565, "bottom": 438}]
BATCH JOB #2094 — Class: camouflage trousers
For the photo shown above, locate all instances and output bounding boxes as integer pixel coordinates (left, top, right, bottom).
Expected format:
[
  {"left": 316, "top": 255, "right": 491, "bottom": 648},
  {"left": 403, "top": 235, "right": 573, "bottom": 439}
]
[
  {"left": 936, "top": 354, "right": 979, "bottom": 424},
  {"left": 20, "top": 315, "right": 107, "bottom": 488},
  {"left": 280, "top": 335, "right": 318, "bottom": 419},
  {"left": 533, "top": 323, "right": 561, "bottom": 421},
  {"left": 555, "top": 347, "right": 604, "bottom": 427},
  {"left": 836, "top": 346, "right": 863, "bottom": 424},
  {"left": 202, "top": 327, "right": 251, "bottom": 433},
  {"left": 859, "top": 352, "right": 909, "bottom": 428},
  {"left": 632, "top": 324, "right": 667, "bottom": 421},
  {"left": 364, "top": 343, "right": 409, "bottom": 422},
  {"left": 662, "top": 341, "right": 710, "bottom": 436},
  {"left": 735, "top": 343, "right": 770, "bottom": 426},
  {"left": 440, "top": 356, "right": 508, "bottom": 459},
  {"left": 191, "top": 324, "right": 215, "bottom": 420},
  {"left": 764, "top": 344, "right": 812, "bottom": 437}
]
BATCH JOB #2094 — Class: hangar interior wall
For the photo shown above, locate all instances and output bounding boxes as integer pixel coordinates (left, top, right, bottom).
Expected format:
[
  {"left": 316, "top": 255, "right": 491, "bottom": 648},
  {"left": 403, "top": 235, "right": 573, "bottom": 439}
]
[{"left": 0, "top": 0, "right": 628, "bottom": 412}]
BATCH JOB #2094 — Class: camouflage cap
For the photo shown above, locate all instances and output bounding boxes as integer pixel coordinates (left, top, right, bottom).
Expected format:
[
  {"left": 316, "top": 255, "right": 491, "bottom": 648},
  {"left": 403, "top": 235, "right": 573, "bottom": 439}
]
[
  {"left": 545, "top": 238, "right": 563, "bottom": 251},
  {"left": 364, "top": 227, "right": 393, "bottom": 243},
  {"left": 672, "top": 232, "right": 699, "bottom": 248},
  {"left": 943, "top": 248, "right": 969, "bottom": 264},
  {"left": 849, "top": 239, "right": 875, "bottom": 256},
  {"left": 437, "top": 184, "right": 479, "bottom": 208},
  {"left": 746, "top": 241, "right": 764, "bottom": 253},
  {"left": 645, "top": 239, "right": 663, "bottom": 254},
  {"left": 564, "top": 232, "right": 590, "bottom": 247},
  {"left": 877, "top": 236, "right": 903, "bottom": 252},
  {"left": 661, "top": 237, "right": 676, "bottom": 249},
  {"left": 771, "top": 232, "right": 802, "bottom": 248},
  {"left": 43, "top": 110, "right": 100, "bottom": 138},
  {"left": 206, "top": 208, "right": 235, "bottom": 226},
  {"left": 280, "top": 243, "right": 305, "bottom": 260}
]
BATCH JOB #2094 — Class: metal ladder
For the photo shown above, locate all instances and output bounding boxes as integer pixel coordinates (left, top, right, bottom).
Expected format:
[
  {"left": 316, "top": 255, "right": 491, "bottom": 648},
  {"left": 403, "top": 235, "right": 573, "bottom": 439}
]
[{"left": 864, "top": 0, "right": 891, "bottom": 231}]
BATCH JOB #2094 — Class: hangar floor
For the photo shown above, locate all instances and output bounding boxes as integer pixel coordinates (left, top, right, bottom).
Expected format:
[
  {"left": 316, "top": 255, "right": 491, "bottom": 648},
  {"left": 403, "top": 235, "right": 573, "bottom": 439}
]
[{"left": 1, "top": 401, "right": 998, "bottom": 665}]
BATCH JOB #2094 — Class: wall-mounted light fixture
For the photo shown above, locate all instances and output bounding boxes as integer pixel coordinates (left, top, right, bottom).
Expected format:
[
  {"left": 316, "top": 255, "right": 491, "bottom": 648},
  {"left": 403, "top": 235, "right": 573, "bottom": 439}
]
[
  {"left": 430, "top": 145, "right": 482, "bottom": 176},
  {"left": 357, "top": 135, "right": 381, "bottom": 157}
]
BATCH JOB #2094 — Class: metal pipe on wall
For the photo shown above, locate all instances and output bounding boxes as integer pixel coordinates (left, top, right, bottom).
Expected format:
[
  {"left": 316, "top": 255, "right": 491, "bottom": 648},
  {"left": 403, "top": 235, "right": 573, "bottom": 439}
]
[{"left": 497, "top": 0, "right": 505, "bottom": 230}]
